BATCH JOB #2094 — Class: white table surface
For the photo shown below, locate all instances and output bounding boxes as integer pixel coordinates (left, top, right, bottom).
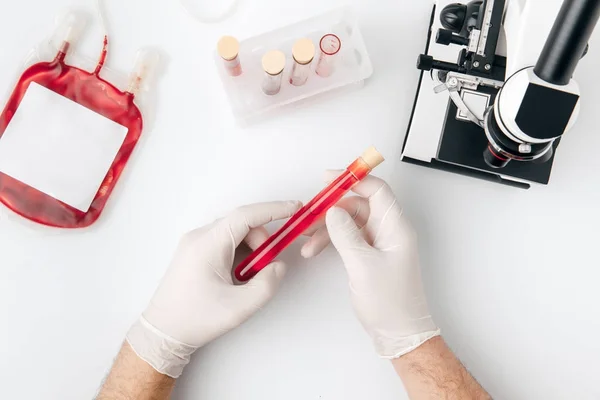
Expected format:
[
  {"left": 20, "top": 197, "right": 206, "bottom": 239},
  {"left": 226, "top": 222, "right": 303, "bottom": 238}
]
[{"left": 1, "top": 1, "right": 599, "bottom": 399}]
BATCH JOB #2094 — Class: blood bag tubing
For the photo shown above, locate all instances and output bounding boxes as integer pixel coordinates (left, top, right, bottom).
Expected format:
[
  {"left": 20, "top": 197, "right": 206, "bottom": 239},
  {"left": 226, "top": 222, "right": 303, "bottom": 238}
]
[
  {"left": 234, "top": 147, "right": 384, "bottom": 282},
  {"left": 0, "top": 9, "right": 160, "bottom": 229}
]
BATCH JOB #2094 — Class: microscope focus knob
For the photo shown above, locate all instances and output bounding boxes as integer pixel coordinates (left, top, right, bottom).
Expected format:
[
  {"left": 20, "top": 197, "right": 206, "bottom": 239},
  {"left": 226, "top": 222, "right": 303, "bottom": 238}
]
[
  {"left": 436, "top": 29, "right": 470, "bottom": 46},
  {"left": 437, "top": 29, "right": 454, "bottom": 45},
  {"left": 416, "top": 54, "right": 434, "bottom": 71},
  {"left": 441, "top": 3, "right": 468, "bottom": 33},
  {"left": 417, "top": 54, "right": 465, "bottom": 73}
]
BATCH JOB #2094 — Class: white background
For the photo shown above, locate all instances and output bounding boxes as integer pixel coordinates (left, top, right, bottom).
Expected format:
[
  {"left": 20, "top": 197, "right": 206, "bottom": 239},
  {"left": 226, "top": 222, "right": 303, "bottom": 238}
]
[{"left": 0, "top": 0, "right": 599, "bottom": 399}]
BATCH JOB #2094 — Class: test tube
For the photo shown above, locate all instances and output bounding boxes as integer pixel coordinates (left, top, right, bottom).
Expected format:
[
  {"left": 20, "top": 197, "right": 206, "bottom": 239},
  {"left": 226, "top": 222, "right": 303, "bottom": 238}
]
[
  {"left": 261, "top": 50, "right": 286, "bottom": 95},
  {"left": 234, "top": 147, "right": 385, "bottom": 282},
  {"left": 316, "top": 34, "right": 342, "bottom": 77},
  {"left": 217, "top": 36, "right": 242, "bottom": 77},
  {"left": 289, "top": 38, "right": 315, "bottom": 86}
]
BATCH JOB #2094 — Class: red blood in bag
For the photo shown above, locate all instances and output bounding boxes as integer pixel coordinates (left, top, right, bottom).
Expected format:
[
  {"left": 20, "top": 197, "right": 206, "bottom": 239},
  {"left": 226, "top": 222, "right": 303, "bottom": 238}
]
[{"left": 0, "top": 49, "right": 143, "bottom": 228}]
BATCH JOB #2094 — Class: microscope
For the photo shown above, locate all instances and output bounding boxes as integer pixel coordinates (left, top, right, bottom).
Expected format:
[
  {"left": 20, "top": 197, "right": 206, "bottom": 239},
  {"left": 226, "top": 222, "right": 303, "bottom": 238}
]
[{"left": 402, "top": 0, "right": 600, "bottom": 188}]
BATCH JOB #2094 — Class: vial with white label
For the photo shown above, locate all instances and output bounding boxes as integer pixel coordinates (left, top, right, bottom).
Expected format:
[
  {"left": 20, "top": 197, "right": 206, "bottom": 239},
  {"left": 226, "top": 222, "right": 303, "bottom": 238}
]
[
  {"left": 261, "top": 50, "right": 286, "bottom": 95},
  {"left": 289, "top": 38, "right": 315, "bottom": 86},
  {"left": 217, "top": 36, "right": 242, "bottom": 77}
]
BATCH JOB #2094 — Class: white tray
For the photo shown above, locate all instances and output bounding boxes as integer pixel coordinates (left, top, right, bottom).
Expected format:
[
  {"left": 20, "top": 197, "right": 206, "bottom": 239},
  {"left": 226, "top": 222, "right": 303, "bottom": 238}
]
[{"left": 215, "top": 7, "right": 373, "bottom": 125}]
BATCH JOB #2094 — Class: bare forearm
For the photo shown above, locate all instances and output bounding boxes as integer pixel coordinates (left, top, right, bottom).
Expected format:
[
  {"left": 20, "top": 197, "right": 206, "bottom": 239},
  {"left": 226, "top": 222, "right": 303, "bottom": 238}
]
[
  {"left": 97, "top": 342, "right": 175, "bottom": 400},
  {"left": 393, "top": 336, "right": 490, "bottom": 400}
]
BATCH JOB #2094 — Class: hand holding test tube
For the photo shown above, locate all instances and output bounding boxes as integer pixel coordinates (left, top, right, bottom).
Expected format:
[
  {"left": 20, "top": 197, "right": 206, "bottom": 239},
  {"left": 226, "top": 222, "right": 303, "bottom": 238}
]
[{"left": 234, "top": 147, "right": 384, "bottom": 282}]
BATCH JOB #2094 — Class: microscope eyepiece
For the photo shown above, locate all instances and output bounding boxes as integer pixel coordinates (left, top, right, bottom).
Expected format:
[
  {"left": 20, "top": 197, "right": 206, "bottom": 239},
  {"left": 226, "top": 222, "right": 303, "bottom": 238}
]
[{"left": 534, "top": 0, "right": 600, "bottom": 85}]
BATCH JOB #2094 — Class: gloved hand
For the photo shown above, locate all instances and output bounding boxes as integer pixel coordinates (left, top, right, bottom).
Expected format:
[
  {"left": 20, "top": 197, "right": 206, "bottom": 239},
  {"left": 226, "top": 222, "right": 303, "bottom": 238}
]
[
  {"left": 302, "top": 173, "right": 440, "bottom": 358},
  {"left": 126, "top": 201, "right": 302, "bottom": 378}
]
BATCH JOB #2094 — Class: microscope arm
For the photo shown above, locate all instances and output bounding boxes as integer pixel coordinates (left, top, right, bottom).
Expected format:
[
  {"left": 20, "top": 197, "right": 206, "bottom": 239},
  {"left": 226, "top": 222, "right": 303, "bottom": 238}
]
[
  {"left": 502, "top": 0, "right": 565, "bottom": 78},
  {"left": 534, "top": 0, "right": 600, "bottom": 85},
  {"left": 483, "top": 0, "right": 600, "bottom": 167}
]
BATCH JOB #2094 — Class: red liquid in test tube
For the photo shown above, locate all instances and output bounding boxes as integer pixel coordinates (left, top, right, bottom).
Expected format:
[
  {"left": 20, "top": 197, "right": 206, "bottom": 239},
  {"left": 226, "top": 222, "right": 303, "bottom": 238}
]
[
  {"left": 217, "top": 36, "right": 243, "bottom": 77},
  {"left": 316, "top": 34, "right": 341, "bottom": 78},
  {"left": 234, "top": 147, "right": 384, "bottom": 282}
]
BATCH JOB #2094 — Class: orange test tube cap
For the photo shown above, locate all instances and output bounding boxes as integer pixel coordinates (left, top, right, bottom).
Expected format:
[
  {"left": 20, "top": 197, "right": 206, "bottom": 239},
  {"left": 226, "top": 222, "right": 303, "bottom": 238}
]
[
  {"left": 361, "top": 147, "right": 385, "bottom": 169},
  {"left": 217, "top": 36, "right": 240, "bottom": 61},
  {"left": 262, "top": 50, "right": 286, "bottom": 75},
  {"left": 292, "top": 38, "right": 316, "bottom": 65}
]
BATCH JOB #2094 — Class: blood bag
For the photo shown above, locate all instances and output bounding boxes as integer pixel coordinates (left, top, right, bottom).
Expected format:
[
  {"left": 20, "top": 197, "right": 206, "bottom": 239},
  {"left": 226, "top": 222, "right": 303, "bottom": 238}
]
[{"left": 0, "top": 11, "right": 159, "bottom": 229}]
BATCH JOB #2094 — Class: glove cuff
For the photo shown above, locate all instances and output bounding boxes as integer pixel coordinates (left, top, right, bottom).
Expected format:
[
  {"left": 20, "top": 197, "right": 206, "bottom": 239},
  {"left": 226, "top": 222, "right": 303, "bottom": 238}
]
[
  {"left": 378, "top": 329, "right": 442, "bottom": 359},
  {"left": 126, "top": 316, "right": 198, "bottom": 379}
]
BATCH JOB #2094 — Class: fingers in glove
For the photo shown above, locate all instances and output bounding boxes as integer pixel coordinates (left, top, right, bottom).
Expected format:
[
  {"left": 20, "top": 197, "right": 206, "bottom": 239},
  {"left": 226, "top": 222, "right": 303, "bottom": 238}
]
[
  {"left": 239, "top": 260, "right": 288, "bottom": 306},
  {"left": 324, "top": 171, "right": 396, "bottom": 213},
  {"left": 325, "top": 171, "right": 403, "bottom": 247},
  {"left": 244, "top": 227, "right": 270, "bottom": 250},
  {"left": 301, "top": 226, "right": 330, "bottom": 258},
  {"left": 302, "top": 219, "right": 325, "bottom": 237},
  {"left": 238, "top": 221, "right": 288, "bottom": 297},
  {"left": 301, "top": 196, "right": 370, "bottom": 258},
  {"left": 302, "top": 196, "right": 369, "bottom": 237},
  {"left": 325, "top": 207, "right": 372, "bottom": 257},
  {"left": 224, "top": 201, "right": 303, "bottom": 247}
]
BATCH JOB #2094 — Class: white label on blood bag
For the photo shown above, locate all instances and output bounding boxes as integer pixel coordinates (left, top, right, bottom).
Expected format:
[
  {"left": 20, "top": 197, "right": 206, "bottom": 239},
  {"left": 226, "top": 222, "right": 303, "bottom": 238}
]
[{"left": 0, "top": 83, "right": 128, "bottom": 213}]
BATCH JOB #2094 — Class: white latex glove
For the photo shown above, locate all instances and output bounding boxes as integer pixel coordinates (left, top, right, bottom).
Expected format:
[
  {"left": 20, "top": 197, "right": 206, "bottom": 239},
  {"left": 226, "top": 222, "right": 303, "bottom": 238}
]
[
  {"left": 126, "top": 201, "right": 302, "bottom": 378},
  {"left": 302, "top": 173, "right": 440, "bottom": 358}
]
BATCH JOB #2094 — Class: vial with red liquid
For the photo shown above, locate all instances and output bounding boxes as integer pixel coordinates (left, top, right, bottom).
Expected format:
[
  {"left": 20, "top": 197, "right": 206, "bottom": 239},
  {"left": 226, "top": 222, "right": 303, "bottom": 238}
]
[
  {"left": 217, "top": 36, "right": 243, "bottom": 77},
  {"left": 289, "top": 38, "right": 315, "bottom": 86},
  {"left": 261, "top": 50, "right": 286, "bottom": 95},
  {"left": 316, "top": 34, "right": 342, "bottom": 77},
  {"left": 234, "top": 147, "right": 384, "bottom": 282}
]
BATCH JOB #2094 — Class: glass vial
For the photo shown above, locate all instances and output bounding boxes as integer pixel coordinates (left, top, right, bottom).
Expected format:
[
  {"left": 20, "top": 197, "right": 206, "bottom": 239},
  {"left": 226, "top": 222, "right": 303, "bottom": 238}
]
[
  {"left": 290, "top": 38, "right": 315, "bottom": 86},
  {"left": 316, "top": 34, "right": 342, "bottom": 78},
  {"left": 217, "top": 36, "right": 242, "bottom": 77},
  {"left": 261, "top": 50, "right": 286, "bottom": 95}
]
